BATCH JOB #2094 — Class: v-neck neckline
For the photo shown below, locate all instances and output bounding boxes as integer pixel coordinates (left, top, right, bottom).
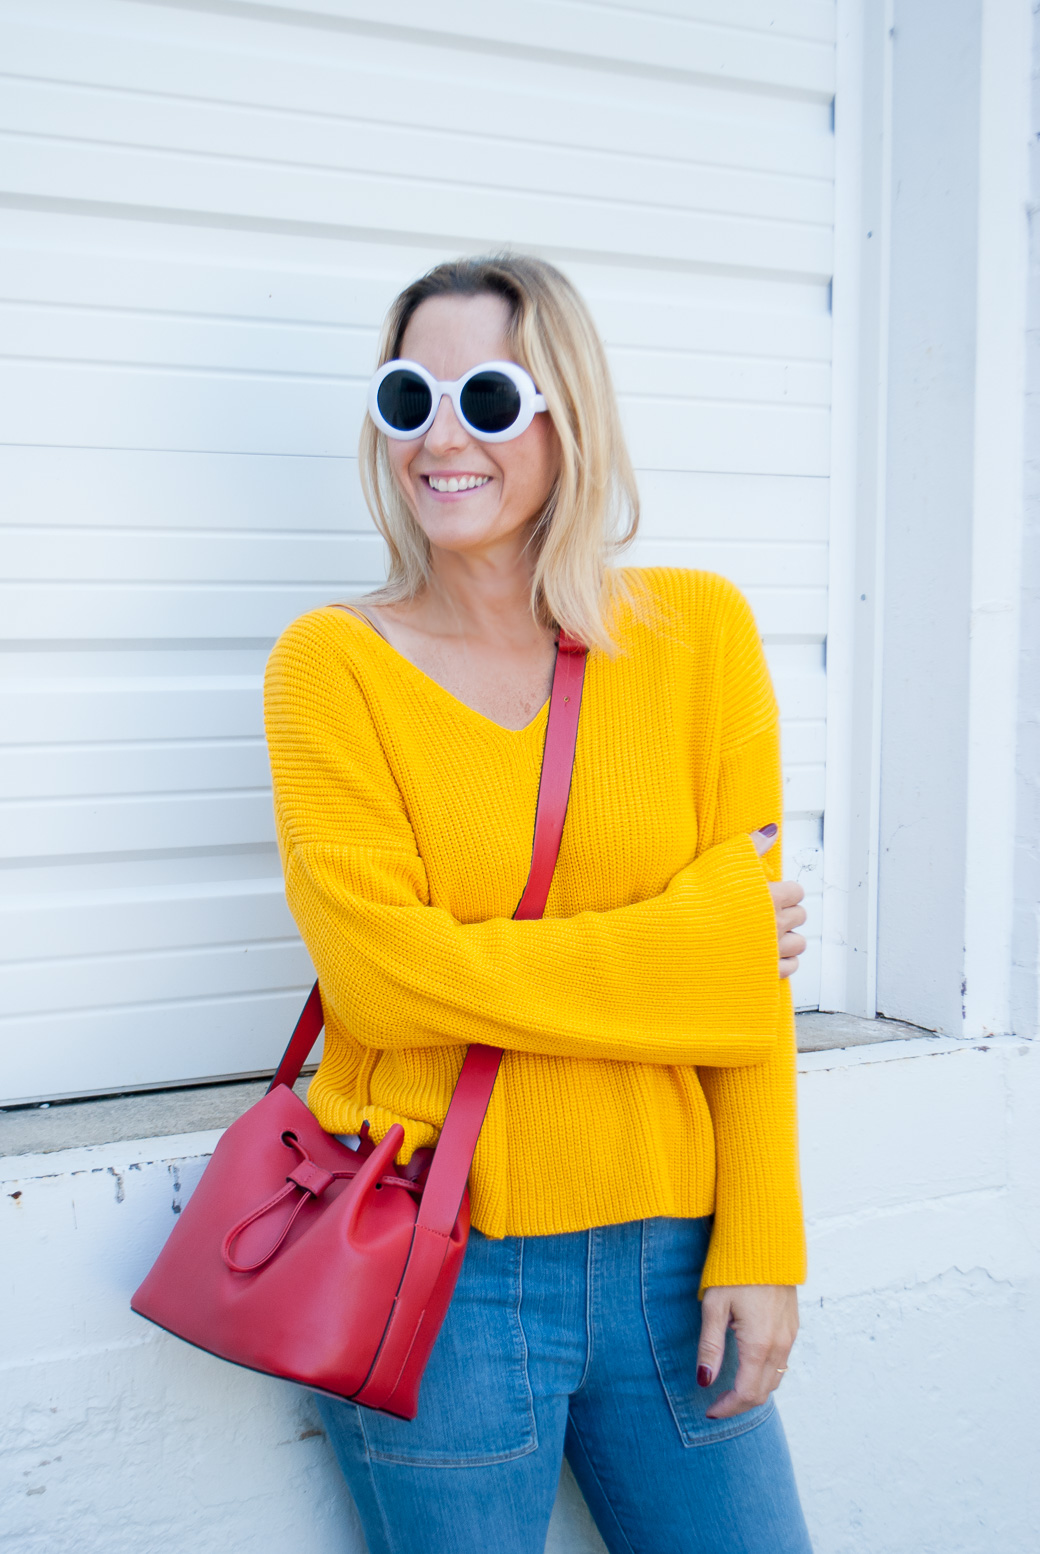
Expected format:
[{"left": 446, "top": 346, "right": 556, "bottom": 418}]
[{"left": 329, "top": 604, "right": 553, "bottom": 737}]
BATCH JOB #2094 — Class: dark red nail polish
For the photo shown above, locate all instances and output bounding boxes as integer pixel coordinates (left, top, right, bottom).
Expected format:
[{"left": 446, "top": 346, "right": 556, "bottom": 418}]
[{"left": 697, "top": 1365, "right": 712, "bottom": 1388}]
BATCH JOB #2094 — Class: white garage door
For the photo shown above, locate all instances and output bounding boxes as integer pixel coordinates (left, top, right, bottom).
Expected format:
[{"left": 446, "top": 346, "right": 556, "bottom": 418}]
[{"left": 0, "top": 0, "right": 834, "bottom": 1103}]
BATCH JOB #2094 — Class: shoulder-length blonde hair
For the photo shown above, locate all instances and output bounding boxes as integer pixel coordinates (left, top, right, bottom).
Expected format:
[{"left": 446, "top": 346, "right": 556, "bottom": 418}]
[{"left": 359, "top": 254, "right": 639, "bottom": 654}]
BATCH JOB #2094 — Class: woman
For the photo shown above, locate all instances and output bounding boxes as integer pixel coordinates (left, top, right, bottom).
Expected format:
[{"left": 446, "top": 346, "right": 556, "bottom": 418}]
[{"left": 264, "top": 255, "right": 811, "bottom": 1554}]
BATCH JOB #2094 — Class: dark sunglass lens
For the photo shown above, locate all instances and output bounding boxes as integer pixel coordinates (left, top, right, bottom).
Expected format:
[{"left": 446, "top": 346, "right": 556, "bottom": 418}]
[
  {"left": 377, "top": 370, "right": 432, "bottom": 432},
  {"left": 460, "top": 372, "right": 522, "bottom": 434}
]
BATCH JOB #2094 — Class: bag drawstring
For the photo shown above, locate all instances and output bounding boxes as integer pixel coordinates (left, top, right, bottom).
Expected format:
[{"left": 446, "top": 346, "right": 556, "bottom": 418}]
[{"left": 221, "top": 1130, "right": 420, "bottom": 1274}]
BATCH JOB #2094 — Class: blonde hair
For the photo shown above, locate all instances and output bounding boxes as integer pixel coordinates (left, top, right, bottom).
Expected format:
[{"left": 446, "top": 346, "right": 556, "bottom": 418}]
[{"left": 359, "top": 254, "right": 639, "bottom": 654}]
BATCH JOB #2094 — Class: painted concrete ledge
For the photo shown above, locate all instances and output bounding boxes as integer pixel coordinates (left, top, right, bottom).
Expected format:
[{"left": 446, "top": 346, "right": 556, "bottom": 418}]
[
  {"left": 2, "top": 1033, "right": 1037, "bottom": 1554},
  {"left": 0, "top": 1014, "right": 938, "bottom": 1159}
]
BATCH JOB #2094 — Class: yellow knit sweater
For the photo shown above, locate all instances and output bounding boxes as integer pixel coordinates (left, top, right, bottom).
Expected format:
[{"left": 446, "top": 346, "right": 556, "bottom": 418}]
[{"left": 264, "top": 567, "right": 806, "bottom": 1288}]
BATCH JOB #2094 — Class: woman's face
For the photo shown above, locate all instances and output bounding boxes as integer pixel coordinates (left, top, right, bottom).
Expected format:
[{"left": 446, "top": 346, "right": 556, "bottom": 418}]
[{"left": 386, "top": 292, "right": 560, "bottom": 562}]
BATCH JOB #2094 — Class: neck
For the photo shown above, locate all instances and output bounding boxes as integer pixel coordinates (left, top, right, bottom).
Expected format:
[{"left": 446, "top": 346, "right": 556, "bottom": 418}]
[{"left": 419, "top": 532, "right": 549, "bottom": 647}]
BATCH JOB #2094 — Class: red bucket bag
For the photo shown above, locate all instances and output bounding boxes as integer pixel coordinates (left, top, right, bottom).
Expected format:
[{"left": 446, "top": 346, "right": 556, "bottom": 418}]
[{"left": 131, "top": 634, "right": 587, "bottom": 1421}]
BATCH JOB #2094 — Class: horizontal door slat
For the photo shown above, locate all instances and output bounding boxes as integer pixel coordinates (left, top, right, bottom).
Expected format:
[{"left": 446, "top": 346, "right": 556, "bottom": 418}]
[
  {"left": 1, "top": 445, "right": 366, "bottom": 533},
  {"left": 0, "top": 77, "right": 834, "bottom": 226},
  {"left": 635, "top": 471, "right": 828, "bottom": 541},
  {"left": 1, "top": 938, "right": 312, "bottom": 1018},
  {"left": 0, "top": 740, "right": 270, "bottom": 800},
  {"left": 0, "top": 876, "right": 294, "bottom": 963},
  {"left": 588, "top": 0, "right": 834, "bottom": 40},
  {"left": 232, "top": 0, "right": 835, "bottom": 93},
  {"left": 627, "top": 540, "right": 827, "bottom": 588},
  {"left": 0, "top": 682, "right": 263, "bottom": 744},
  {"left": 0, "top": 790, "right": 276, "bottom": 859},
  {"left": 620, "top": 400, "right": 830, "bottom": 476},
  {"left": 1, "top": 137, "right": 833, "bottom": 279},
  {"left": 776, "top": 723, "right": 825, "bottom": 765},
  {"left": 0, "top": 988, "right": 316, "bottom": 1102},
  {"left": 771, "top": 671, "right": 828, "bottom": 721},
  {"left": 1, "top": 527, "right": 383, "bottom": 583},
  {"left": 783, "top": 764, "right": 826, "bottom": 814}
]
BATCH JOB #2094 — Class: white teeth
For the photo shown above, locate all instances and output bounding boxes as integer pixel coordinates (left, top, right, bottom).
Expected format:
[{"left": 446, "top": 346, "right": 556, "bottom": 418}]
[{"left": 428, "top": 475, "right": 490, "bottom": 492}]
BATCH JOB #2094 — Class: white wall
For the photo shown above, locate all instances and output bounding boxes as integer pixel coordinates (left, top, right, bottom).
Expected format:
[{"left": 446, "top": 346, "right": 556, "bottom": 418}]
[
  {"left": 0, "top": 0, "right": 838, "bottom": 1108},
  {"left": 1015, "top": 8, "right": 1040, "bottom": 1041},
  {"left": 875, "top": 0, "right": 1031, "bottom": 1038},
  {"left": 4, "top": 1037, "right": 1038, "bottom": 1554}
]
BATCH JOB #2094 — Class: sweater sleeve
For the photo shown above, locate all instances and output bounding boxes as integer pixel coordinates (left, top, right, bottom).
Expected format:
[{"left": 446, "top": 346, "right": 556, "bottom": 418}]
[
  {"left": 265, "top": 614, "right": 782, "bottom": 1069},
  {"left": 695, "top": 588, "right": 808, "bottom": 1288}
]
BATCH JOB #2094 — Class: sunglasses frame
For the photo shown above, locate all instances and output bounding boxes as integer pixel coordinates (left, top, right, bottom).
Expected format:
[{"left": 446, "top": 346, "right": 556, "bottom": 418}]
[{"left": 367, "top": 359, "right": 548, "bottom": 444}]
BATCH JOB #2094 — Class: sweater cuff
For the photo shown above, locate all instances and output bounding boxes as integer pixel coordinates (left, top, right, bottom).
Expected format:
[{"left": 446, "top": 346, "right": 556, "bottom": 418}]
[
  {"left": 681, "top": 831, "right": 781, "bottom": 1058},
  {"left": 699, "top": 1225, "right": 808, "bottom": 1295}
]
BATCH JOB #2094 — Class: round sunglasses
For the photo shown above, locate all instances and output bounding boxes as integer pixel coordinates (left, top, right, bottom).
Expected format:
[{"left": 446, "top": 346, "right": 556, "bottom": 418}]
[{"left": 367, "top": 359, "right": 547, "bottom": 444}]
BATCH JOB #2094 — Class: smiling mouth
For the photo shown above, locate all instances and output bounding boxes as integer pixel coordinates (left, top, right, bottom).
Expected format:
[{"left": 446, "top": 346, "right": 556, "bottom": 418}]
[{"left": 423, "top": 474, "right": 492, "bottom": 493}]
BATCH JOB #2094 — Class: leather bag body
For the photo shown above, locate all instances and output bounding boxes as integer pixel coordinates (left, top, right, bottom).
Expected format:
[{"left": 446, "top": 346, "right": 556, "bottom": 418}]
[{"left": 130, "top": 634, "right": 587, "bottom": 1420}]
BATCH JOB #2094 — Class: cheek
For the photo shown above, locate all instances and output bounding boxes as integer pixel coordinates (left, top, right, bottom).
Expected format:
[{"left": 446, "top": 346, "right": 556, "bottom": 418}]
[
  {"left": 386, "top": 443, "right": 420, "bottom": 503},
  {"left": 508, "top": 425, "right": 560, "bottom": 506}
]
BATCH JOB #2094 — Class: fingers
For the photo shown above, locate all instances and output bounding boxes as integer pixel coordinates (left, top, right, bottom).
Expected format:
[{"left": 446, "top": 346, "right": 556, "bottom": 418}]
[
  {"left": 696, "top": 1288, "right": 731, "bottom": 1390},
  {"left": 704, "top": 1286, "right": 799, "bottom": 1421},
  {"left": 768, "top": 879, "right": 805, "bottom": 911},
  {"left": 705, "top": 1335, "right": 787, "bottom": 1419},
  {"left": 749, "top": 824, "right": 778, "bottom": 857},
  {"left": 768, "top": 880, "right": 807, "bottom": 977},
  {"left": 779, "top": 918, "right": 807, "bottom": 951}
]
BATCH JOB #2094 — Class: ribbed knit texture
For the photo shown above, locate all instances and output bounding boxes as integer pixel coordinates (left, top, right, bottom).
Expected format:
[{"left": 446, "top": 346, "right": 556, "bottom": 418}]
[{"left": 264, "top": 568, "right": 807, "bottom": 1287}]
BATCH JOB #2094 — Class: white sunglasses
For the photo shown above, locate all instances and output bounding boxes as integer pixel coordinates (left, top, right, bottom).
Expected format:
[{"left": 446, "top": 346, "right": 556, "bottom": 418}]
[{"left": 367, "top": 359, "right": 547, "bottom": 444}]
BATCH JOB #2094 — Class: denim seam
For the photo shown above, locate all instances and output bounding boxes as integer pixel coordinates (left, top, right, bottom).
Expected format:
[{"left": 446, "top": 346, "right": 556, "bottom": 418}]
[
  {"left": 516, "top": 1233, "right": 537, "bottom": 1450},
  {"left": 358, "top": 1425, "right": 399, "bottom": 1554},
  {"left": 565, "top": 1416, "right": 638, "bottom": 1554},
  {"left": 363, "top": 1236, "right": 538, "bottom": 1467},
  {"left": 574, "top": 1227, "right": 594, "bottom": 1395},
  {"left": 363, "top": 1442, "right": 539, "bottom": 1467},
  {"left": 639, "top": 1223, "right": 778, "bottom": 1448},
  {"left": 676, "top": 1394, "right": 777, "bottom": 1450},
  {"left": 638, "top": 1218, "right": 688, "bottom": 1445}
]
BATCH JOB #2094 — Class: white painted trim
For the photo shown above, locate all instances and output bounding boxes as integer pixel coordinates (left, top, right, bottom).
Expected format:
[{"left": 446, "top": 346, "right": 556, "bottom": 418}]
[
  {"left": 962, "top": 0, "right": 1031, "bottom": 1036},
  {"left": 0, "top": 1131, "right": 224, "bottom": 1184},
  {"left": 819, "top": 0, "right": 892, "bottom": 1016},
  {"left": 796, "top": 1031, "right": 1028, "bottom": 1074},
  {"left": 6, "top": 1038, "right": 1020, "bottom": 1176}
]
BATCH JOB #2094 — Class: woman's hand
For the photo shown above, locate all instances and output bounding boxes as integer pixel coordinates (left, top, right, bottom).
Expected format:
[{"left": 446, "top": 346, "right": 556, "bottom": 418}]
[
  {"left": 697, "top": 1284, "right": 799, "bottom": 1419},
  {"left": 750, "top": 825, "right": 807, "bottom": 978}
]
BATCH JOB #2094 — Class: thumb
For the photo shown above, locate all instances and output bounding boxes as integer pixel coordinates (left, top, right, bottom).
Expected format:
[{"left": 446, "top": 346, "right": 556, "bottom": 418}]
[
  {"left": 697, "top": 1289, "right": 731, "bottom": 1388},
  {"left": 749, "top": 822, "right": 779, "bottom": 858}
]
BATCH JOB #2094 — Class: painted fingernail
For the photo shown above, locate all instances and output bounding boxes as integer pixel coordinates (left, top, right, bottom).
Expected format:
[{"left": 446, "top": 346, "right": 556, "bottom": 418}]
[
  {"left": 759, "top": 823, "right": 778, "bottom": 837},
  {"left": 697, "top": 1365, "right": 713, "bottom": 1388}
]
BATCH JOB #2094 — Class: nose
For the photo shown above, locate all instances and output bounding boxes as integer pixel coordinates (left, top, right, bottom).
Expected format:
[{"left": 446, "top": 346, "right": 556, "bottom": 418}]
[{"left": 424, "top": 392, "right": 470, "bottom": 455}]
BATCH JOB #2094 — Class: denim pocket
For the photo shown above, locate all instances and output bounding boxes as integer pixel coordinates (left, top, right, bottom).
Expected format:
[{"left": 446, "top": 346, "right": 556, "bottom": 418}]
[
  {"left": 358, "top": 1229, "right": 537, "bottom": 1466},
  {"left": 640, "top": 1216, "right": 775, "bottom": 1447}
]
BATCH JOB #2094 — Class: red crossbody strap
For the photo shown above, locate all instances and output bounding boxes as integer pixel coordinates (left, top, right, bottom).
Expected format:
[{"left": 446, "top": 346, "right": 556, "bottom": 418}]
[
  {"left": 393, "top": 630, "right": 587, "bottom": 1241},
  {"left": 269, "top": 632, "right": 586, "bottom": 1097},
  {"left": 267, "top": 630, "right": 584, "bottom": 1224},
  {"left": 353, "top": 634, "right": 587, "bottom": 1410},
  {"left": 513, "top": 630, "right": 588, "bottom": 921},
  {"left": 268, "top": 979, "right": 324, "bottom": 1094}
]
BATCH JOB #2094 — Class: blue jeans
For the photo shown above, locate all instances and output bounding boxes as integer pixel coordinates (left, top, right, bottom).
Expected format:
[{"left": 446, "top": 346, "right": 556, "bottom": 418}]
[{"left": 316, "top": 1217, "right": 812, "bottom": 1554}]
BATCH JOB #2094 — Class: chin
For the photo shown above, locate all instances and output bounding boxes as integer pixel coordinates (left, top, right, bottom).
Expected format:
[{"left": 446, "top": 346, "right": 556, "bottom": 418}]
[{"left": 415, "top": 506, "right": 503, "bottom": 551}]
